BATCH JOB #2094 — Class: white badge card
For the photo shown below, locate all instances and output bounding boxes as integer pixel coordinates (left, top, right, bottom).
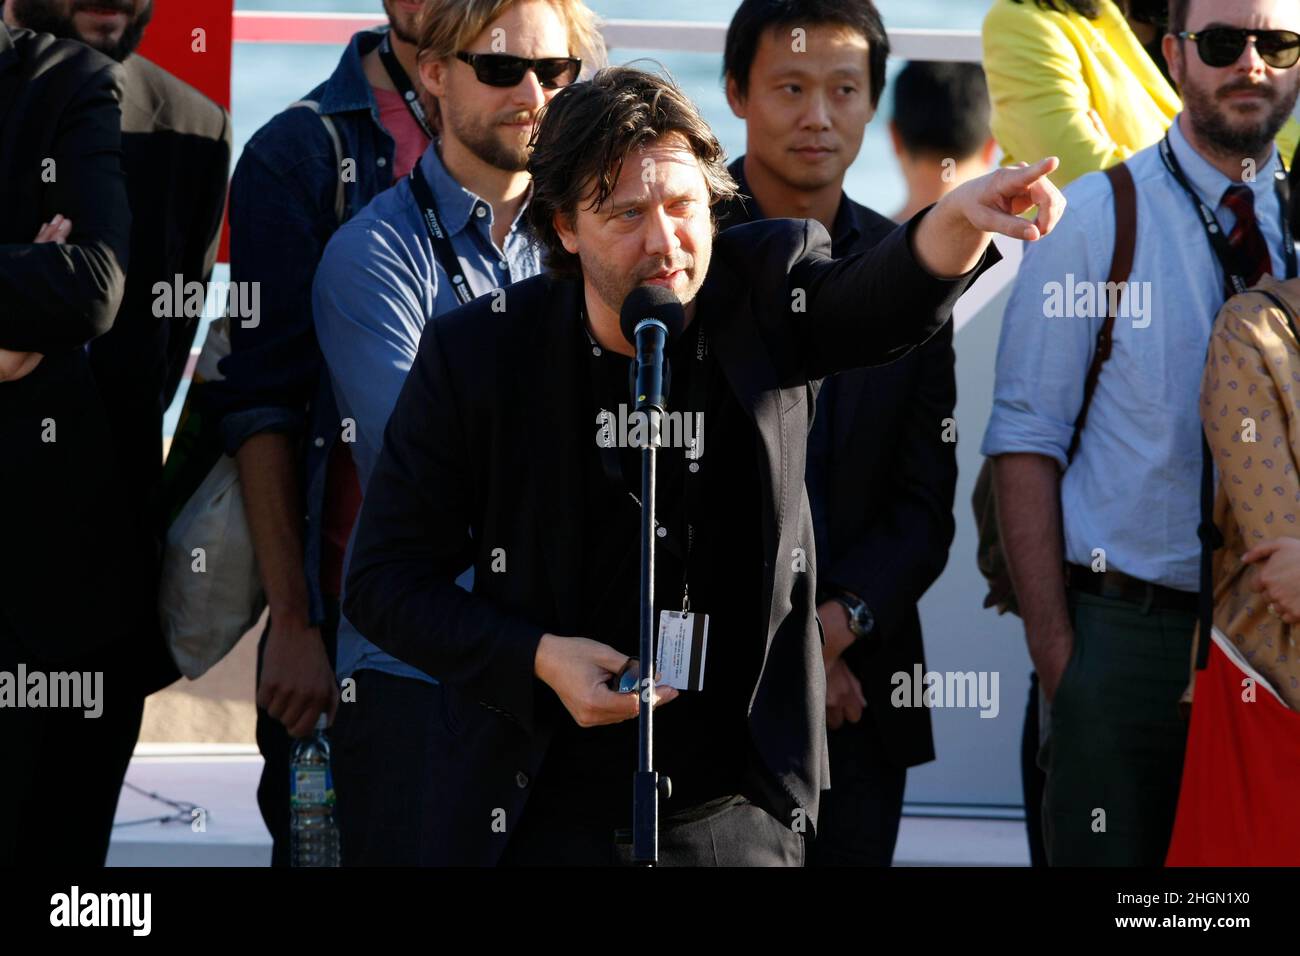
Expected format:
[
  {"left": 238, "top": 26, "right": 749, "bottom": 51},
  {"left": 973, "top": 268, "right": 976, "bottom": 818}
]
[{"left": 655, "top": 610, "right": 709, "bottom": 691}]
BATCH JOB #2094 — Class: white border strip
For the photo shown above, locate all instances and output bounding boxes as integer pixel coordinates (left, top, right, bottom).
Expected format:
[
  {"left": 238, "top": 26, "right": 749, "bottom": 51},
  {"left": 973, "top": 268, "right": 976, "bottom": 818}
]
[
  {"left": 1211, "top": 625, "right": 1288, "bottom": 706},
  {"left": 239, "top": 13, "right": 984, "bottom": 62},
  {"left": 600, "top": 20, "right": 982, "bottom": 62},
  {"left": 236, "top": 10, "right": 385, "bottom": 21},
  {"left": 133, "top": 742, "right": 261, "bottom": 758}
]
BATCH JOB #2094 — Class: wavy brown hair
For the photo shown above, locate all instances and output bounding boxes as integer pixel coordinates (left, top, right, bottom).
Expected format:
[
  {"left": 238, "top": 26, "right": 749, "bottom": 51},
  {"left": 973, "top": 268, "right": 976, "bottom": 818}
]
[
  {"left": 525, "top": 66, "right": 739, "bottom": 277},
  {"left": 1167, "top": 0, "right": 1188, "bottom": 34}
]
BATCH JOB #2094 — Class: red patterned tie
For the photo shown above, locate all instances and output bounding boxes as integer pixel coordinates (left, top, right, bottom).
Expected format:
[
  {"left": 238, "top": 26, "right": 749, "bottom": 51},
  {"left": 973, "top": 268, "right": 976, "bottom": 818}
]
[{"left": 1221, "top": 185, "right": 1273, "bottom": 295}]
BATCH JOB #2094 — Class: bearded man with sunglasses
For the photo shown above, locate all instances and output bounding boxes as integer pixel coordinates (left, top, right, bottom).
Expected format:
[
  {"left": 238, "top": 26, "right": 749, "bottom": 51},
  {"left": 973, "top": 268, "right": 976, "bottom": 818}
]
[
  {"left": 311, "top": 0, "right": 603, "bottom": 865},
  {"left": 984, "top": 0, "right": 1300, "bottom": 867},
  {"left": 205, "top": 0, "right": 436, "bottom": 868}
]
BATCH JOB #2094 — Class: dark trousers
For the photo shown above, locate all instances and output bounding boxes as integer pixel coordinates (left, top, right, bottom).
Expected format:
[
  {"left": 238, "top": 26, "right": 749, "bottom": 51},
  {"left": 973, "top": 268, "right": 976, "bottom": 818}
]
[
  {"left": 330, "top": 669, "right": 443, "bottom": 866},
  {"left": 1039, "top": 589, "right": 1193, "bottom": 866},
  {"left": 1021, "top": 672, "right": 1048, "bottom": 867},
  {"left": 499, "top": 792, "right": 805, "bottom": 866},
  {"left": 255, "top": 605, "right": 338, "bottom": 867},
  {"left": 0, "top": 623, "right": 145, "bottom": 866},
  {"left": 809, "top": 710, "right": 907, "bottom": 866}
]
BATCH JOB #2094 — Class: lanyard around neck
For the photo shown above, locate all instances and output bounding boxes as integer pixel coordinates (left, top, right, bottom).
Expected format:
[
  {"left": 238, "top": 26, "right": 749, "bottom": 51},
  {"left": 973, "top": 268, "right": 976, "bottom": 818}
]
[
  {"left": 586, "top": 312, "right": 710, "bottom": 609},
  {"left": 1158, "top": 134, "right": 1297, "bottom": 292},
  {"left": 379, "top": 32, "right": 436, "bottom": 141},
  {"left": 1159, "top": 133, "right": 1296, "bottom": 672},
  {"left": 407, "top": 162, "right": 478, "bottom": 305}
]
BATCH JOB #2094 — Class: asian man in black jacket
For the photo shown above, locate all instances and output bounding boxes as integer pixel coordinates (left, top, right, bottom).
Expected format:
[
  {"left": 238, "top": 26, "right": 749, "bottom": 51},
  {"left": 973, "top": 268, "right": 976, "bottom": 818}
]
[{"left": 717, "top": 1, "right": 990, "bottom": 865}]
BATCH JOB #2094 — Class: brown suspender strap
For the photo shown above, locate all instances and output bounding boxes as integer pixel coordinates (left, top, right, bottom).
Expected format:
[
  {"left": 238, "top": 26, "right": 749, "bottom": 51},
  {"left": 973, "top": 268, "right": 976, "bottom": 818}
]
[{"left": 1066, "top": 162, "right": 1137, "bottom": 464}]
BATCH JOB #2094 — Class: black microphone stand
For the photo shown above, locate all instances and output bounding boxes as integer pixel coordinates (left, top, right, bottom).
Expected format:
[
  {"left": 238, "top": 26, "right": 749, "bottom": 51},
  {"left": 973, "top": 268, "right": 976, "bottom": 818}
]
[
  {"left": 632, "top": 408, "right": 661, "bottom": 866},
  {"left": 630, "top": 339, "right": 672, "bottom": 866},
  {"left": 618, "top": 292, "right": 681, "bottom": 867}
]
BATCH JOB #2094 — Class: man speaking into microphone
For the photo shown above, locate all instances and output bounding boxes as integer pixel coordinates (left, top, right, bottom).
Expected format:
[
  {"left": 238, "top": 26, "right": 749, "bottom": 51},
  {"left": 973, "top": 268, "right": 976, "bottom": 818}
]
[{"left": 343, "top": 66, "right": 1062, "bottom": 866}]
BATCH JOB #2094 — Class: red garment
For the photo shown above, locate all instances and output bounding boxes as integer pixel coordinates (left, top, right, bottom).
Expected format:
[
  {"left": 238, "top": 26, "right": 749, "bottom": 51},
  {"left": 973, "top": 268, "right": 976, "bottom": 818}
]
[
  {"left": 1221, "top": 186, "right": 1273, "bottom": 292},
  {"left": 372, "top": 85, "right": 430, "bottom": 181},
  {"left": 1166, "top": 635, "right": 1300, "bottom": 866}
]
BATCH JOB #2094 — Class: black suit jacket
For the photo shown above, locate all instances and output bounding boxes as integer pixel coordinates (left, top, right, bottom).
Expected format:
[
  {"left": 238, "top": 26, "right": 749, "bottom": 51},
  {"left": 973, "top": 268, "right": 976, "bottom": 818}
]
[
  {"left": 344, "top": 215, "right": 988, "bottom": 865},
  {"left": 89, "top": 53, "right": 230, "bottom": 484},
  {"left": 0, "top": 25, "right": 133, "bottom": 663},
  {"left": 717, "top": 160, "right": 953, "bottom": 769},
  {"left": 85, "top": 54, "right": 230, "bottom": 693}
]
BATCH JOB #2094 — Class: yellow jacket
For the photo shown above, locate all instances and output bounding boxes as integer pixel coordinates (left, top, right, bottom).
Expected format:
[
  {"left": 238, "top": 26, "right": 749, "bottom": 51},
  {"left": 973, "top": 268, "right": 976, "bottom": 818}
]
[
  {"left": 984, "top": 0, "right": 1300, "bottom": 187},
  {"left": 983, "top": 0, "right": 1180, "bottom": 188}
]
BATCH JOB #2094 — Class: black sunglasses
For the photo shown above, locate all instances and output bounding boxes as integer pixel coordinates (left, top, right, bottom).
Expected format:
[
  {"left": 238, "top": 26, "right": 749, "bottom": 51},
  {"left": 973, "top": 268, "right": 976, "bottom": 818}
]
[
  {"left": 454, "top": 52, "right": 582, "bottom": 89},
  {"left": 1178, "top": 28, "right": 1300, "bottom": 69}
]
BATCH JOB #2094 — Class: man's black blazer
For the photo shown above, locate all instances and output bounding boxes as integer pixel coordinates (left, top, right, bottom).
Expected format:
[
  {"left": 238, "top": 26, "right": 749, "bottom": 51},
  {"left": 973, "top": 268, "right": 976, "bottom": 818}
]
[
  {"left": 344, "top": 214, "right": 989, "bottom": 865},
  {"left": 0, "top": 25, "right": 132, "bottom": 663},
  {"left": 808, "top": 316, "right": 952, "bottom": 769},
  {"left": 717, "top": 169, "right": 951, "bottom": 770},
  {"left": 86, "top": 53, "right": 231, "bottom": 693},
  {"left": 88, "top": 53, "right": 230, "bottom": 499}
]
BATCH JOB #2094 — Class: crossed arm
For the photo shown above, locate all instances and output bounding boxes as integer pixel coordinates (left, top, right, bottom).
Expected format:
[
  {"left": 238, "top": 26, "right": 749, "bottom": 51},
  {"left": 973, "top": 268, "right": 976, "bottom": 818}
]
[{"left": 0, "top": 216, "right": 77, "bottom": 382}]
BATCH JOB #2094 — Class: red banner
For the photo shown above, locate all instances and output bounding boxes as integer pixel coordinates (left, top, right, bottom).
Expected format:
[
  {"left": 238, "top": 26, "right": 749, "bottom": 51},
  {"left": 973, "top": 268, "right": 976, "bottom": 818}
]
[
  {"left": 137, "top": 0, "right": 233, "bottom": 109},
  {"left": 138, "top": 0, "right": 234, "bottom": 260}
]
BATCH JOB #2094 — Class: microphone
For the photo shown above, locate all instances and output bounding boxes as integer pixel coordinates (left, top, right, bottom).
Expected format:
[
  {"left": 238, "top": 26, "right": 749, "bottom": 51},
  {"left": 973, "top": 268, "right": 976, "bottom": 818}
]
[{"left": 620, "top": 285, "right": 685, "bottom": 414}]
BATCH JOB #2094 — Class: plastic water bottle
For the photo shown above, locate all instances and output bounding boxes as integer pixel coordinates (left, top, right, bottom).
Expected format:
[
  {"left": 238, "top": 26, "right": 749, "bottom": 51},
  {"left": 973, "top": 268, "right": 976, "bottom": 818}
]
[{"left": 290, "top": 714, "right": 340, "bottom": 867}]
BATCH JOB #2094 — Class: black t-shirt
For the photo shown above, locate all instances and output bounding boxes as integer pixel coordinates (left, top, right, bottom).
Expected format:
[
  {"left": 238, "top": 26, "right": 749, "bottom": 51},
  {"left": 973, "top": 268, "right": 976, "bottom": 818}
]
[{"left": 524, "top": 309, "right": 767, "bottom": 830}]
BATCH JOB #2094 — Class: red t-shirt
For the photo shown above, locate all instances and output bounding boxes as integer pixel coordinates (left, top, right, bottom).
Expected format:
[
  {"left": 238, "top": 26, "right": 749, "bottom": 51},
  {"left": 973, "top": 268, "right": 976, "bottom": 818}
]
[{"left": 372, "top": 85, "right": 433, "bottom": 181}]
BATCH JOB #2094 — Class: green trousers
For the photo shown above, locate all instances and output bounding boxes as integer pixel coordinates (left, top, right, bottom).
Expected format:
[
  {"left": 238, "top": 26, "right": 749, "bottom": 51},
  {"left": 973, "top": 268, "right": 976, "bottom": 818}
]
[{"left": 1040, "top": 590, "right": 1194, "bottom": 866}]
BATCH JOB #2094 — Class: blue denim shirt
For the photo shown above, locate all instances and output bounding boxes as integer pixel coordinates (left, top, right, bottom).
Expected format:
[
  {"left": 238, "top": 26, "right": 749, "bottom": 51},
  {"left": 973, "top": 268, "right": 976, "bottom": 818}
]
[
  {"left": 204, "top": 27, "right": 409, "bottom": 626},
  {"left": 314, "top": 142, "right": 540, "bottom": 681}
]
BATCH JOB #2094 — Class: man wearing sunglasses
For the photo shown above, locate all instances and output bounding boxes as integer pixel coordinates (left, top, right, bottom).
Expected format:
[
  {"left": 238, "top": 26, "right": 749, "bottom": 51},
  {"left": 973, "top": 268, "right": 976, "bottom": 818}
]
[
  {"left": 985, "top": 0, "right": 1300, "bottom": 867},
  {"left": 312, "top": 0, "right": 603, "bottom": 865},
  {"left": 203, "top": 0, "right": 434, "bottom": 867}
]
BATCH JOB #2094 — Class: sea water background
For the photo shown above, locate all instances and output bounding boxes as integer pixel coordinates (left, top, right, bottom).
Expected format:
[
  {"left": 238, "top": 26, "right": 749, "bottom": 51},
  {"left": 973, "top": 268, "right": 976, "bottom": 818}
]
[{"left": 230, "top": 0, "right": 996, "bottom": 214}]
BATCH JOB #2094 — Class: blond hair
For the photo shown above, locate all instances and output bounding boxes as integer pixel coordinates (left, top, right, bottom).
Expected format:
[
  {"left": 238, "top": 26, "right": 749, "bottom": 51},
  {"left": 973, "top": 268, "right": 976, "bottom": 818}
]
[{"left": 416, "top": 0, "right": 606, "bottom": 74}]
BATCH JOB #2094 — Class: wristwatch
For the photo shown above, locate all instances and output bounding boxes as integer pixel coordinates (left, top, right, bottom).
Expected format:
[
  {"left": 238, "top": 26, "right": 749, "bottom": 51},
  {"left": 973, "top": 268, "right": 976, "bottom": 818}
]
[{"left": 833, "top": 592, "right": 875, "bottom": 640}]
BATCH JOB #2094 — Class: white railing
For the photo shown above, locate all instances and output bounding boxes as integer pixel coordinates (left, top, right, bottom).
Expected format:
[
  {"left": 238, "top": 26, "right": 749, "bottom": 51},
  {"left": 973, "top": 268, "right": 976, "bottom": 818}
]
[
  {"left": 601, "top": 20, "right": 982, "bottom": 62},
  {"left": 232, "top": 11, "right": 982, "bottom": 62}
]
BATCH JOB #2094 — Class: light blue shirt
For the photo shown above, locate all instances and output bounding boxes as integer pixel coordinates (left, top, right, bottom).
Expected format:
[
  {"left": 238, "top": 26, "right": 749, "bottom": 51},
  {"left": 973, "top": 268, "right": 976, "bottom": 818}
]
[
  {"left": 313, "top": 142, "right": 540, "bottom": 681},
  {"left": 981, "top": 115, "right": 1292, "bottom": 591}
]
